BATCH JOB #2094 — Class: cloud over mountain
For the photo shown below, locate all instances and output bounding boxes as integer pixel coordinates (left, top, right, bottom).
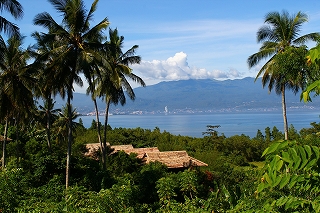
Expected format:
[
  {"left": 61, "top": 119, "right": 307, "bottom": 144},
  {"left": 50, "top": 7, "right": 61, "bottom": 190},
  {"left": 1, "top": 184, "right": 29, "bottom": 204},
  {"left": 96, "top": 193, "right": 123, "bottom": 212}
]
[{"left": 132, "top": 52, "right": 243, "bottom": 84}]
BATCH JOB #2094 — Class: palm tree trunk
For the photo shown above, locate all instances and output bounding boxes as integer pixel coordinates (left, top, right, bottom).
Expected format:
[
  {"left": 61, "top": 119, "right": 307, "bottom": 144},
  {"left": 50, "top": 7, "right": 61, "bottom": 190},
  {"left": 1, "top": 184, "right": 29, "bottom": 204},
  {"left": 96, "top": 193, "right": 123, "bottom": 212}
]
[
  {"left": 93, "top": 98, "right": 103, "bottom": 158},
  {"left": 102, "top": 98, "right": 111, "bottom": 171},
  {"left": 46, "top": 96, "right": 52, "bottom": 152},
  {"left": 15, "top": 114, "right": 20, "bottom": 167},
  {"left": 2, "top": 118, "right": 8, "bottom": 169},
  {"left": 281, "top": 85, "right": 288, "bottom": 140},
  {"left": 88, "top": 76, "right": 103, "bottom": 165},
  {"left": 66, "top": 88, "right": 73, "bottom": 189},
  {"left": 46, "top": 111, "right": 52, "bottom": 152}
]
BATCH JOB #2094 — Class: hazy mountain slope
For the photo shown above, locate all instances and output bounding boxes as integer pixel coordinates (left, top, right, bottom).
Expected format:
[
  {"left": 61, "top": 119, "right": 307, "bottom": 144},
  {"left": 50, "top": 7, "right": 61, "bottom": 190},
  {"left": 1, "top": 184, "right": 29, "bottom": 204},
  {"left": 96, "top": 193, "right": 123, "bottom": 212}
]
[{"left": 53, "top": 77, "right": 320, "bottom": 114}]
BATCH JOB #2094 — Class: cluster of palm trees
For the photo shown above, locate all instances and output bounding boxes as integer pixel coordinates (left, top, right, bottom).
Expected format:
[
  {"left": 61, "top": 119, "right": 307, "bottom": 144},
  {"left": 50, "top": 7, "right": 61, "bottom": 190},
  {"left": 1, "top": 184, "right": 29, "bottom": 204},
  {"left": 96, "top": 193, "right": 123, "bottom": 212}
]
[
  {"left": 0, "top": 0, "right": 145, "bottom": 188},
  {"left": 248, "top": 11, "right": 320, "bottom": 140}
]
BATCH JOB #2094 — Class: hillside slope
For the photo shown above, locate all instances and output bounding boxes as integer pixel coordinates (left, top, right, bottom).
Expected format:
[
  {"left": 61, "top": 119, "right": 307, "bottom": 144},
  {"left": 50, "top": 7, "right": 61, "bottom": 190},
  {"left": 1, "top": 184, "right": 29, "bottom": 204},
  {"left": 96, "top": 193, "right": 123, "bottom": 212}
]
[{"left": 53, "top": 77, "right": 320, "bottom": 114}]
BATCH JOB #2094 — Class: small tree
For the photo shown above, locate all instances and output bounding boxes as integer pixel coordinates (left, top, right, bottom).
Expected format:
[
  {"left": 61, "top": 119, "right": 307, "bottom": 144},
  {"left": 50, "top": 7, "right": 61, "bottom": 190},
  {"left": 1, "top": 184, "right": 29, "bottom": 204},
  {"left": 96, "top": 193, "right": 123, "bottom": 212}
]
[{"left": 202, "top": 125, "right": 221, "bottom": 137}]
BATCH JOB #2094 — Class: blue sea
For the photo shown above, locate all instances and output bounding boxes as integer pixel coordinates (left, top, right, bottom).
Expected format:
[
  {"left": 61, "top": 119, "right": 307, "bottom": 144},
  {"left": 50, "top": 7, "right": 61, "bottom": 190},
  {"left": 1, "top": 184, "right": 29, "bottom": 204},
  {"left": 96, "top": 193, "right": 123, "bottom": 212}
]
[{"left": 78, "top": 111, "right": 320, "bottom": 138}]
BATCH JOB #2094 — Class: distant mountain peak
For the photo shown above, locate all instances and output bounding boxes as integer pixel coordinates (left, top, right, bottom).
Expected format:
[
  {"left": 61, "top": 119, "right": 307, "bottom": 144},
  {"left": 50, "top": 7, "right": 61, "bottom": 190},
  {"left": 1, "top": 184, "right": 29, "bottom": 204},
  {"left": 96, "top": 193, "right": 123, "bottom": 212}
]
[{"left": 53, "top": 78, "right": 320, "bottom": 114}]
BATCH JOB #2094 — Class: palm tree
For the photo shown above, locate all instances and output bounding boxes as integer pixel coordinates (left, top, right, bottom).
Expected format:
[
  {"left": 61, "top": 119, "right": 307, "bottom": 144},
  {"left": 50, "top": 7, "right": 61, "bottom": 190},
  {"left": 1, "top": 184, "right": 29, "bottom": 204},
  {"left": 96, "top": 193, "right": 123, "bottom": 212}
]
[
  {"left": 0, "top": 0, "right": 23, "bottom": 37},
  {"left": 33, "top": 0, "right": 109, "bottom": 188},
  {"left": 247, "top": 11, "right": 320, "bottom": 140},
  {"left": 30, "top": 31, "right": 69, "bottom": 151},
  {"left": 54, "top": 104, "right": 80, "bottom": 145},
  {"left": 36, "top": 97, "right": 60, "bottom": 151},
  {"left": 94, "top": 28, "right": 145, "bottom": 170},
  {"left": 0, "top": 35, "right": 36, "bottom": 168},
  {"left": 85, "top": 66, "right": 103, "bottom": 157}
]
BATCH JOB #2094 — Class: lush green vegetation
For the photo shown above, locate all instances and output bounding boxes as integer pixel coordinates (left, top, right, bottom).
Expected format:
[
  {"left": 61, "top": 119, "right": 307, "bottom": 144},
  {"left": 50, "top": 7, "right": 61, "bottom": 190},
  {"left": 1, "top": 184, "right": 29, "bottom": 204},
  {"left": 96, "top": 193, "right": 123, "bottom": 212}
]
[
  {"left": 1, "top": 0, "right": 320, "bottom": 212},
  {"left": 1, "top": 120, "right": 320, "bottom": 212}
]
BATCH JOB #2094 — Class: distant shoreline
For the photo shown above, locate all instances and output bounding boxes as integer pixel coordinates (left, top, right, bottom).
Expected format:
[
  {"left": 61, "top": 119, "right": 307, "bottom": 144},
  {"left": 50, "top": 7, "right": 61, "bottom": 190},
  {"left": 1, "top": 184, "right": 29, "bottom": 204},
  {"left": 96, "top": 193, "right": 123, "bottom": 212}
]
[
  {"left": 78, "top": 111, "right": 320, "bottom": 138},
  {"left": 79, "top": 107, "right": 320, "bottom": 117}
]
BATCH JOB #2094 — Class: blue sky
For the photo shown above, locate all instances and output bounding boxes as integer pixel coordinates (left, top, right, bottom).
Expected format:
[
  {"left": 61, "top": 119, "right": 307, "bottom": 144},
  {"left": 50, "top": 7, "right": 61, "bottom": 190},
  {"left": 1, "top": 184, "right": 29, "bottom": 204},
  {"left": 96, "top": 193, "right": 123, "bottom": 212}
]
[{"left": 13, "top": 0, "right": 320, "bottom": 92}]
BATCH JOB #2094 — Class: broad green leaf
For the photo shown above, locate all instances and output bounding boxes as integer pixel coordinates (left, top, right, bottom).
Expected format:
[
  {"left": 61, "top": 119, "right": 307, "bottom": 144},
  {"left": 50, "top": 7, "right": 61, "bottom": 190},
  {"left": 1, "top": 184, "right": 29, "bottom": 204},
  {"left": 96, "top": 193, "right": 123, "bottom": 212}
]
[
  {"left": 289, "top": 200, "right": 305, "bottom": 211},
  {"left": 265, "top": 173, "right": 272, "bottom": 185},
  {"left": 281, "top": 151, "right": 292, "bottom": 163},
  {"left": 276, "top": 159, "right": 284, "bottom": 171},
  {"left": 299, "top": 159, "right": 309, "bottom": 170},
  {"left": 284, "top": 196, "right": 295, "bottom": 210},
  {"left": 257, "top": 183, "right": 267, "bottom": 193},
  {"left": 288, "top": 148, "right": 299, "bottom": 162},
  {"left": 304, "top": 159, "right": 317, "bottom": 170},
  {"left": 308, "top": 45, "right": 320, "bottom": 63},
  {"left": 312, "top": 201, "right": 320, "bottom": 213},
  {"left": 311, "top": 146, "right": 320, "bottom": 159},
  {"left": 304, "top": 145, "right": 312, "bottom": 158},
  {"left": 277, "top": 140, "right": 289, "bottom": 150},
  {"left": 270, "top": 170, "right": 277, "bottom": 183},
  {"left": 270, "top": 155, "right": 281, "bottom": 170},
  {"left": 288, "top": 175, "right": 299, "bottom": 188},
  {"left": 276, "top": 196, "right": 288, "bottom": 207},
  {"left": 295, "top": 176, "right": 305, "bottom": 184},
  {"left": 302, "top": 81, "right": 320, "bottom": 102},
  {"left": 302, "top": 90, "right": 312, "bottom": 102},
  {"left": 288, "top": 180, "right": 297, "bottom": 189},
  {"left": 262, "top": 142, "right": 281, "bottom": 157},
  {"left": 279, "top": 175, "right": 291, "bottom": 189},
  {"left": 272, "top": 175, "right": 282, "bottom": 188},
  {"left": 297, "top": 146, "right": 307, "bottom": 163},
  {"left": 305, "top": 184, "right": 311, "bottom": 191},
  {"left": 284, "top": 196, "right": 306, "bottom": 211},
  {"left": 293, "top": 157, "right": 301, "bottom": 171},
  {"left": 297, "top": 145, "right": 311, "bottom": 170}
]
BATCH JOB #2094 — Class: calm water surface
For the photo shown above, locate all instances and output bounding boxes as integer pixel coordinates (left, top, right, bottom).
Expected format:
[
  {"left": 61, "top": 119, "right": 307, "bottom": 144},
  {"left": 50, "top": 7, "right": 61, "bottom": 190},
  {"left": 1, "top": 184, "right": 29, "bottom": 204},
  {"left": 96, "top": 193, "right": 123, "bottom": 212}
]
[{"left": 79, "top": 112, "right": 320, "bottom": 138}]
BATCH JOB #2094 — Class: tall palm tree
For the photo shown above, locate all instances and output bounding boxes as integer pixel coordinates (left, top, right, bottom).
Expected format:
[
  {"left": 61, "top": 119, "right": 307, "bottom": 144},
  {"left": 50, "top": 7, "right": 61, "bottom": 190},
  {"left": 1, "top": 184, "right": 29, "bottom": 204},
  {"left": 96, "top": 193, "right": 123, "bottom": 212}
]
[
  {"left": 247, "top": 11, "right": 320, "bottom": 140},
  {"left": 30, "top": 31, "right": 68, "bottom": 151},
  {"left": 94, "top": 28, "right": 145, "bottom": 170},
  {"left": 0, "top": 0, "right": 23, "bottom": 37},
  {"left": 85, "top": 66, "right": 103, "bottom": 157},
  {"left": 33, "top": 0, "right": 109, "bottom": 188},
  {"left": 0, "top": 35, "right": 35, "bottom": 168}
]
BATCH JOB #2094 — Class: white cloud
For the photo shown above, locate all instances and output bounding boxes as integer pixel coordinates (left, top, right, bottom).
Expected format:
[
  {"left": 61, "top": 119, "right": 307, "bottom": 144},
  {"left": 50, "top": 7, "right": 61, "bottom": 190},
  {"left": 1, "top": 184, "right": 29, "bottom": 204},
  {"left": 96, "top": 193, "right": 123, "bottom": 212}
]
[
  {"left": 132, "top": 52, "right": 244, "bottom": 85},
  {"left": 73, "top": 52, "right": 245, "bottom": 93}
]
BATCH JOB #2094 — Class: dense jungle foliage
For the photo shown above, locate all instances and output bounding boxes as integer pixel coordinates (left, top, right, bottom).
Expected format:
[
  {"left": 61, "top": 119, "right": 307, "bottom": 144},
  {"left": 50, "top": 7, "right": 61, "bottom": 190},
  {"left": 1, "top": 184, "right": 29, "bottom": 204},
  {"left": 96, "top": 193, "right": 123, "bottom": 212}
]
[{"left": 1, "top": 120, "right": 320, "bottom": 212}]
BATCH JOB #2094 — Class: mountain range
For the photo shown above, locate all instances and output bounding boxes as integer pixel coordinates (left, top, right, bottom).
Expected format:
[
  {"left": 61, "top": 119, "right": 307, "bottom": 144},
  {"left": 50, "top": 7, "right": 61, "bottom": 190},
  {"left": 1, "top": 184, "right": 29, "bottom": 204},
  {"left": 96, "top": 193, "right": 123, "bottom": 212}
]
[{"left": 53, "top": 77, "right": 320, "bottom": 114}]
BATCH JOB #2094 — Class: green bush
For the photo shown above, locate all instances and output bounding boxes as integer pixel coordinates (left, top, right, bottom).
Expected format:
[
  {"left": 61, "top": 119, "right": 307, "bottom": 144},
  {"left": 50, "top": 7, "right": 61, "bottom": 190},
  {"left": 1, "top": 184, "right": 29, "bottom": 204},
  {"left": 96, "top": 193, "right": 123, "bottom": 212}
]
[{"left": 0, "top": 169, "right": 28, "bottom": 212}]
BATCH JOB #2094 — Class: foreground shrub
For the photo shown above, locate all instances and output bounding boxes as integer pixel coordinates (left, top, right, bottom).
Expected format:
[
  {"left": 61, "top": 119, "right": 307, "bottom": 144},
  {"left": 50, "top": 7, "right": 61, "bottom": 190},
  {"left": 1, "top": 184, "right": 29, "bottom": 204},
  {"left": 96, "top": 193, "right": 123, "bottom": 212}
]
[{"left": 0, "top": 169, "right": 28, "bottom": 212}]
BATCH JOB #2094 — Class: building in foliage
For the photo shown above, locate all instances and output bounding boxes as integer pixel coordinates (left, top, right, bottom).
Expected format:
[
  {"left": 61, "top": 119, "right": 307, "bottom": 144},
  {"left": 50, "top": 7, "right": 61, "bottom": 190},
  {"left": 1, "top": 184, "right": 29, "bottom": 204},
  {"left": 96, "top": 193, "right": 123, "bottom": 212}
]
[{"left": 85, "top": 143, "right": 208, "bottom": 169}]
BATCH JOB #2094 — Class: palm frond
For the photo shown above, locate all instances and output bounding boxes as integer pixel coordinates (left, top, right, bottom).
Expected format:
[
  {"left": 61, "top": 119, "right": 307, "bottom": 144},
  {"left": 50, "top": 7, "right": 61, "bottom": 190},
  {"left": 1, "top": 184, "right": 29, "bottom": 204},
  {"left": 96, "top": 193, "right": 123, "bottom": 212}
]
[
  {"left": 33, "top": 12, "right": 59, "bottom": 31},
  {"left": 83, "top": 0, "right": 98, "bottom": 31},
  {"left": 293, "top": 33, "right": 320, "bottom": 46},
  {"left": 248, "top": 45, "right": 276, "bottom": 68},
  {"left": 84, "top": 18, "right": 109, "bottom": 42},
  {"left": 48, "top": 0, "right": 67, "bottom": 13},
  {"left": 0, "top": 0, "right": 23, "bottom": 19},
  {"left": 0, "top": 16, "right": 20, "bottom": 37}
]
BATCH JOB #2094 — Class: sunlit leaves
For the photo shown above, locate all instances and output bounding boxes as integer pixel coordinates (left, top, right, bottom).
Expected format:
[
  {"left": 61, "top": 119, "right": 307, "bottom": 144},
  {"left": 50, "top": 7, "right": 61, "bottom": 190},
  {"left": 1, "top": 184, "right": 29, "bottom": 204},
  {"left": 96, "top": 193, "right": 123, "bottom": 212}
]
[{"left": 257, "top": 140, "right": 320, "bottom": 211}]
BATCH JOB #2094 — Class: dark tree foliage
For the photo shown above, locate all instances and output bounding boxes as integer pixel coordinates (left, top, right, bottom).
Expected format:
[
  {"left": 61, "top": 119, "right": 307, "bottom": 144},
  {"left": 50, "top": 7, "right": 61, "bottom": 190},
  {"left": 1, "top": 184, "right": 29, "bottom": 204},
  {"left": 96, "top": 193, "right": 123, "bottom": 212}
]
[{"left": 202, "top": 125, "right": 221, "bottom": 137}]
